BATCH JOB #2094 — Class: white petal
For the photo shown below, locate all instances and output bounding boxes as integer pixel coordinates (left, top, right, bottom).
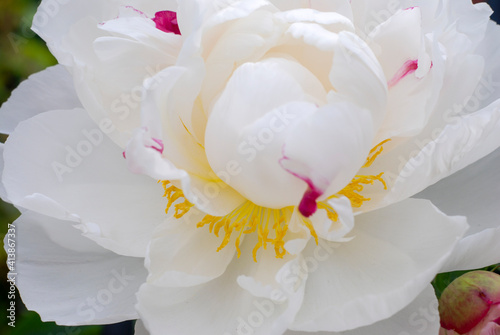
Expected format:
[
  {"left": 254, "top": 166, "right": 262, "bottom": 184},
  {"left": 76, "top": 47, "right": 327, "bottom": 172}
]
[
  {"left": 441, "top": 227, "right": 500, "bottom": 273},
  {"left": 205, "top": 59, "right": 324, "bottom": 208},
  {"left": 351, "top": 0, "right": 491, "bottom": 50},
  {"left": 79, "top": 6, "right": 183, "bottom": 147},
  {"left": 5, "top": 211, "right": 146, "bottom": 325},
  {"left": 285, "top": 208, "right": 315, "bottom": 255},
  {"left": 34, "top": 0, "right": 115, "bottom": 66},
  {"left": 385, "top": 100, "right": 500, "bottom": 206},
  {"left": 34, "top": 2, "right": 181, "bottom": 147},
  {"left": 364, "top": 5, "right": 499, "bottom": 186},
  {"left": 435, "top": 0, "right": 492, "bottom": 54},
  {"left": 137, "top": 243, "right": 306, "bottom": 335},
  {"left": 358, "top": 1, "right": 500, "bottom": 210},
  {"left": 124, "top": 126, "right": 244, "bottom": 217},
  {"left": 139, "top": 66, "right": 246, "bottom": 216},
  {"left": 280, "top": 101, "right": 375, "bottom": 216},
  {"left": 3, "top": 109, "right": 166, "bottom": 257},
  {"left": 124, "top": 127, "right": 189, "bottom": 181},
  {"left": 367, "top": 8, "right": 423, "bottom": 82},
  {"left": 329, "top": 31, "right": 387, "bottom": 127},
  {"left": 368, "top": 7, "right": 439, "bottom": 139},
  {"left": 201, "top": 9, "right": 285, "bottom": 114},
  {"left": 33, "top": 0, "right": 176, "bottom": 64},
  {"left": 416, "top": 147, "right": 500, "bottom": 271},
  {"left": 97, "top": 7, "right": 181, "bottom": 54},
  {"left": 310, "top": 196, "right": 354, "bottom": 242},
  {"left": 0, "top": 143, "right": 7, "bottom": 201},
  {"left": 277, "top": 9, "right": 354, "bottom": 34},
  {"left": 424, "top": 52, "right": 483, "bottom": 132},
  {"left": 286, "top": 22, "right": 340, "bottom": 51},
  {"left": 186, "top": 175, "right": 247, "bottom": 216},
  {"left": 270, "top": 0, "right": 353, "bottom": 20},
  {"left": 285, "top": 284, "right": 440, "bottom": 335},
  {"left": 290, "top": 198, "right": 467, "bottom": 332},
  {"left": 416, "top": 147, "right": 500, "bottom": 236},
  {"left": 270, "top": 13, "right": 342, "bottom": 92},
  {"left": 0, "top": 65, "right": 80, "bottom": 134},
  {"left": 473, "top": 21, "right": 500, "bottom": 110},
  {"left": 145, "top": 208, "right": 236, "bottom": 287},
  {"left": 139, "top": 65, "right": 210, "bottom": 177},
  {"left": 177, "top": 0, "right": 271, "bottom": 37}
]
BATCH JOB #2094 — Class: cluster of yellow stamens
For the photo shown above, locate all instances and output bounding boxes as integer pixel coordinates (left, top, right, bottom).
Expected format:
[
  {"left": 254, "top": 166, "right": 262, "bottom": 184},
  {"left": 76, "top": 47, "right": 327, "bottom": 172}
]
[
  {"left": 160, "top": 139, "right": 390, "bottom": 261},
  {"left": 159, "top": 180, "right": 194, "bottom": 218},
  {"left": 197, "top": 204, "right": 296, "bottom": 262}
]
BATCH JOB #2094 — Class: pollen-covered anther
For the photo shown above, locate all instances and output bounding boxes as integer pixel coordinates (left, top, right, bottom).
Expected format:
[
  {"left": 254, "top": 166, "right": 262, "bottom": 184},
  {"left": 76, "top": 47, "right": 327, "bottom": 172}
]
[
  {"left": 363, "top": 139, "right": 391, "bottom": 168},
  {"left": 158, "top": 140, "right": 390, "bottom": 261},
  {"left": 159, "top": 180, "right": 193, "bottom": 218},
  {"left": 317, "top": 202, "right": 339, "bottom": 223},
  {"left": 337, "top": 173, "right": 387, "bottom": 208},
  {"left": 197, "top": 203, "right": 295, "bottom": 262}
]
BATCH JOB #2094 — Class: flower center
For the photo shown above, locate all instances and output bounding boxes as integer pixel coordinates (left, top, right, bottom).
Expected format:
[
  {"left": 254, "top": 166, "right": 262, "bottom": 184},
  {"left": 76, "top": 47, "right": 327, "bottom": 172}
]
[{"left": 160, "top": 140, "right": 390, "bottom": 261}]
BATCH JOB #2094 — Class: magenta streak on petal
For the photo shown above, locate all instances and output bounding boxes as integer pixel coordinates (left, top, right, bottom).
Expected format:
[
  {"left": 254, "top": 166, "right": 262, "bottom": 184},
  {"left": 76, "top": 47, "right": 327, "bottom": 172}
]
[
  {"left": 124, "top": 5, "right": 147, "bottom": 17},
  {"left": 149, "top": 138, "right": 164, "bottom": 154},
  {"left": 122, "top": 151, "right": 127, "bottom": 159},
  {"left": 387, "top": 59, "right": 419, "bottom": 89},
  {"left": 152, "top": 11, "right": 181, "bottom": 35},
  {"left": 279, "top": 151, "right": 324, "bottom": 217},
  {"left": 100, "top": 6, "right": 146, "bottom": 25},
  {"left": 299, "top": 185, "right": 322, "bottom": 217}
]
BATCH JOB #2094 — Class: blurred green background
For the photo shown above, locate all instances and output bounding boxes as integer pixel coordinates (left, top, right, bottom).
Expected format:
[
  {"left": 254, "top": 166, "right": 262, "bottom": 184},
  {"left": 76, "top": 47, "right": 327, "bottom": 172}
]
[
  {"left": 0, "top": 0, "right": 56, "bottom": 105},
  {"left": 0, "top": 0, "right": 499, "bottom": 334}
]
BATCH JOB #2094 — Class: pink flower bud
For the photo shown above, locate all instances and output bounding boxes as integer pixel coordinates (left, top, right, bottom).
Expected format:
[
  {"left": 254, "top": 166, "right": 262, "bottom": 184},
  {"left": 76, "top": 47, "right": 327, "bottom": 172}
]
[{"left": 439, "top": 271, "right": 500, "bottom": 335}]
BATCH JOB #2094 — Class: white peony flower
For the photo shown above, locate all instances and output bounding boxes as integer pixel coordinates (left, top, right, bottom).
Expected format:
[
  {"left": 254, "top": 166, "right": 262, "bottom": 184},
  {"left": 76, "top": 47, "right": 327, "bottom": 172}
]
[{"left": 1, "top": 0, "right": 500, "bottom": 334}]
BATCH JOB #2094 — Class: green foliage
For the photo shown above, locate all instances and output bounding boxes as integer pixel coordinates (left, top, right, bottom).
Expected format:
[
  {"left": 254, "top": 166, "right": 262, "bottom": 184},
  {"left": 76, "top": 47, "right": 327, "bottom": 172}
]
[
  {"left": 11, "top": 312, "right": 102, "bottom": 335},
  {"left": 0, "top": 0, "right": 57, "bottom": 105}
]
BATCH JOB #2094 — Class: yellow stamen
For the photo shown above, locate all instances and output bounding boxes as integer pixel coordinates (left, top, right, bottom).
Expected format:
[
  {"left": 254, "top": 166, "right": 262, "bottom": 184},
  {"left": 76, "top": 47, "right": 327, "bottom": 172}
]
[
  {"left": 363, "top": 139, "right": 391, "bottom": 168},
  {"left": 300, "top": 216, "right": 319, "bottom": 245},
  {"left": 159, "top": 139, "right": 391, "bottom": 261},
  {"left": 317, "top": 202, "right": 339, "bottom": 222},
  {"left": 336, "top": 173, "right": 387, "bottom": 208},
  {"left": 159, "top": 180, "right": 194, "bottom": 218},
  {"left": 197, "top": 203, "right": 294, "bottom": 261}
]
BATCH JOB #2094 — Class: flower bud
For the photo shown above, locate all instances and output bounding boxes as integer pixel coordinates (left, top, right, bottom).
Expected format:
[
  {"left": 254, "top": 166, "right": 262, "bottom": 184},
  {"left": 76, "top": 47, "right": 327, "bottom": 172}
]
[{"left": 439, "top": 271, "right": 500, "bottom": 335}]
